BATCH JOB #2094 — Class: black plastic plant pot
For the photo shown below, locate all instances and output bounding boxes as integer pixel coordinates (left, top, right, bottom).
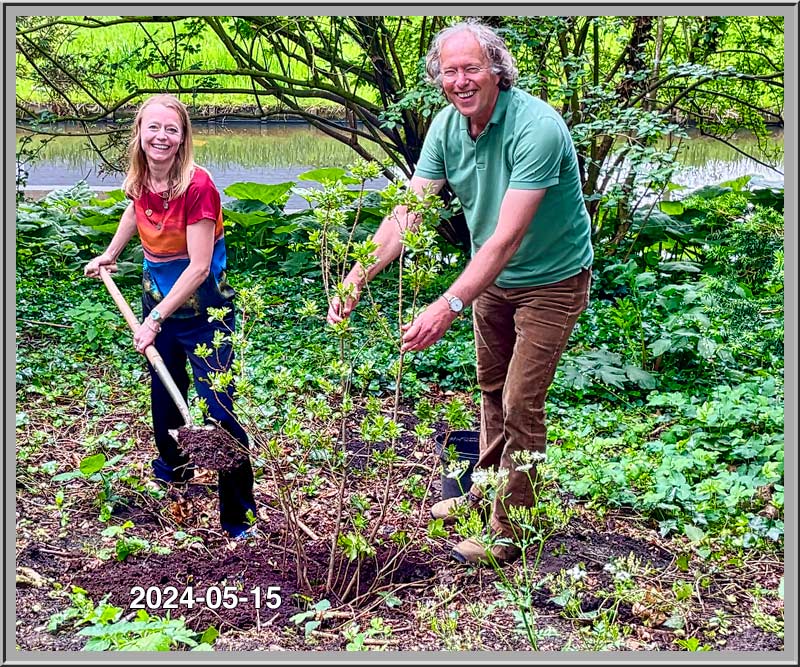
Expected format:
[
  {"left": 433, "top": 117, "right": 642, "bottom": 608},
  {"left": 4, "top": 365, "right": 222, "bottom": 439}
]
[{"left": 434, "top": 430, "right": 480, "bottom": 501}]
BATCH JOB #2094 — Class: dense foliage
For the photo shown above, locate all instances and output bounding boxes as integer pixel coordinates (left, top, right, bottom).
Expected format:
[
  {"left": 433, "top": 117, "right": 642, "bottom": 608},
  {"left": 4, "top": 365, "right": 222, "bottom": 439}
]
[
  {"left": 16, "top": 15, "right": 784, "bottom": 249},
  {"left": 16, "top": 171, "right": 784, "bottom": 546}
]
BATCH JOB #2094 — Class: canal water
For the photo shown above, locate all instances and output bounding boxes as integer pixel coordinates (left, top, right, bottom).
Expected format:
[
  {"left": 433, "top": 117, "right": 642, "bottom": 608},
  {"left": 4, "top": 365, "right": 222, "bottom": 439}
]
[{"left": 17, "top": 122, "right": 784, "bottom": 209}]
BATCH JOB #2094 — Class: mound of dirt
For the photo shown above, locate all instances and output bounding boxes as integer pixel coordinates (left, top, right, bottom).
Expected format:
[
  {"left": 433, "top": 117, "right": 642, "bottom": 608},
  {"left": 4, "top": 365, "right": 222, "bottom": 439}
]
[
  {"left": 177, "top": 426, "right": 249, "bottom": 473},
  {"left": 73, "top": 542, "right": 301, "bottom": 633}
]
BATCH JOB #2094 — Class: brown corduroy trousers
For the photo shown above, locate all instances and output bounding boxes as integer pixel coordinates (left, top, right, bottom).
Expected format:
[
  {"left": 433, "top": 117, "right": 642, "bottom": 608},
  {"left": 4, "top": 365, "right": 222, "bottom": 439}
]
[{"left": 469, "top": 268, "right": 592, "bottom": 538}]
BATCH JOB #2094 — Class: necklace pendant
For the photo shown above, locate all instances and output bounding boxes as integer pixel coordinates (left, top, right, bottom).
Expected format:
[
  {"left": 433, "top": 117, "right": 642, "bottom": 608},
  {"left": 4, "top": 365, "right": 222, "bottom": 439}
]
[
  {"left": 163, "top": 200, "right": 169, "bottom": 210},
  {"left": 145, "top": 209, "right": 153, "bottom": 217}
]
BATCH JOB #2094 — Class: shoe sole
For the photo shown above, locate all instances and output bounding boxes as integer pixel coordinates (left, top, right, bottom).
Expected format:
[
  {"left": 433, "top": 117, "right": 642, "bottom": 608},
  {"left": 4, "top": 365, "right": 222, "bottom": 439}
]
[
  {"left": 450, "top": 548, "right": 469, "bottom": 564},
  {"left": 450, "top": 548, "right": 520, "bottom": 566}
]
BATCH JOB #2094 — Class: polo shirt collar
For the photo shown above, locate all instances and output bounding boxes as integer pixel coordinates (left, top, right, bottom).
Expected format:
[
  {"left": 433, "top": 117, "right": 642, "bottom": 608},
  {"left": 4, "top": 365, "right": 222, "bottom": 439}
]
[{"left": 458, "top": 87, "right": 511, "bottom": 133}]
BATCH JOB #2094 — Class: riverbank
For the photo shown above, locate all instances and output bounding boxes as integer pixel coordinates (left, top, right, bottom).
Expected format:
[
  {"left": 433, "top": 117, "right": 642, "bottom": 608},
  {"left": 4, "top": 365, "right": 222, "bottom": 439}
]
[
  {"left": 17, "top": 100, "right": 784, "bottom": 130},
  {"left": 17, "top": 102, "right": 350, "bottom": 125}
]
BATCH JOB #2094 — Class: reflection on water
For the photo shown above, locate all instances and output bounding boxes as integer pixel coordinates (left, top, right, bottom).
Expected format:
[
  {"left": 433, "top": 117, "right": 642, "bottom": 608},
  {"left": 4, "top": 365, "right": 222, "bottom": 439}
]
[
  {"left": 18, "top": 123, "right": 783, "bottom": 208},
  {"left": 19, "top": 124, "right": 392, "bottom": 208}
]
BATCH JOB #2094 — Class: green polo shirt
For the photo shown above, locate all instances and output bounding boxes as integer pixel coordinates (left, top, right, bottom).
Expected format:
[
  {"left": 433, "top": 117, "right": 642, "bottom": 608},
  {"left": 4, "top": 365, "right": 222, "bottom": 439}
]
[{"left": 415, "top": 87, "right": 593, "bottom": 287}]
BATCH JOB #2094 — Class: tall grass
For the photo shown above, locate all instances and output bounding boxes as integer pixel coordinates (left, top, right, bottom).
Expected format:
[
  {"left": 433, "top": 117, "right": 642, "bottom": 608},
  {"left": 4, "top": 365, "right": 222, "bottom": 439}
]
[{"left": 16, "top": 17, "right": 340, "bottom": 108}]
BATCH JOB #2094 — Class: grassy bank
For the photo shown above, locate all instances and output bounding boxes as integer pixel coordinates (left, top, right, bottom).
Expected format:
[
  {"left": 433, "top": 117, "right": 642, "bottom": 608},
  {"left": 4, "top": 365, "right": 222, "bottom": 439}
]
[{"left": 16, "top": 17, "right": 361, "bottom": 115}]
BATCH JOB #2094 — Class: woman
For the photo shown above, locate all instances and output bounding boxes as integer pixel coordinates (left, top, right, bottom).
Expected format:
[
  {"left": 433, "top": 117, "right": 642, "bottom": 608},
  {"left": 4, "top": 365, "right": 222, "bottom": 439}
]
[{"left": 84, "top": 94, "right": 256, "bottom": 538}]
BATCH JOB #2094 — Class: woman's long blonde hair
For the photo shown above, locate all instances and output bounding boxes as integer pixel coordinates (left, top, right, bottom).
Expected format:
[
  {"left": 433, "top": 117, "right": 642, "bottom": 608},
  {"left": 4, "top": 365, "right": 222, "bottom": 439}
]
[{"left": 122, "top": 94, "right": 195, "bottom": 200}]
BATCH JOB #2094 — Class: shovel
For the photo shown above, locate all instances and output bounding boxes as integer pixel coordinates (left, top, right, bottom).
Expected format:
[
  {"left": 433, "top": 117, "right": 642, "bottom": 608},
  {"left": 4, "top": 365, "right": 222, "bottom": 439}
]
[
  {"left": 99, "top": 266, "right": 192, "bottom": 431},
  {"left": 98, "top": 267, "right": 245, "bottom": 470}
]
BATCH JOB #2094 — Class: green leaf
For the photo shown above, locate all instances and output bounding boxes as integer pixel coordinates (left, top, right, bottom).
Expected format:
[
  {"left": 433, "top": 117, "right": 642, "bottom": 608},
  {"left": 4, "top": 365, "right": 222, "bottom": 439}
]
[
  {"left": 224, "top": 181, "right": 294, "bottom": 205},
  {"left": 683, "top": 524, "right": 705, "bottom": 542},
  {"left": 624, "top": 365, "right": 657, "bottom": 389},
  {"left": 79, "top": 453, "right": 107, "bottom": 476},
  {"left": 376, "top": 591, "right": 402, "bottom": 608},
  {"left": 222, "top": 209, "right": 271, "bottom": 227},
  {"left": 199, "top": 626, "right": 219, "bottom": 645},
  {"left": 83, "top": 638, "right": 112, "bottom": 651},
  {"left": 303, "top": 619, "right": 321, "bottom": 637},
  {"left": 597, "top": 365, "right": 627, "bottom": 389},
  {"left": 662, "top": 612, "right": 686, "bottom": 629},
  {"left": 658, "top": 261, "right": 702, "bottom": 273},
  {"left": 697, "top": 338, "right": 717, "bottom": 359},
  {"left": 635, "top": 271, "right": 657, "bottom": 288},
  {"left": 659, "top": 201, "right": 684, "bottom": 216},
  {"left": 122, "top": 632, "right": 171, "bottom": 651},
  {"left": 719, "top": 175, "right": 752, "bottom": 191},
  {"left": 426, "top": 518, "right": 448, "bottom": 539},
  {"left": 649, "top": 339, "right": 672, "bottom": 357},
  {"left": 688, "top": 184, "right": 732, "bottom": 200},
  {"left": 297, "top": 167, "right": 359, "bottom": 185}
]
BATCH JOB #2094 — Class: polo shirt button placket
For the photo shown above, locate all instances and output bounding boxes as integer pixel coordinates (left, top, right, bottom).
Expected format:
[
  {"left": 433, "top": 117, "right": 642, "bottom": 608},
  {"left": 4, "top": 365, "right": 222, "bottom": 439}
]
[{"left": 475, "top": 135, "right": 486, "bottom": 171}]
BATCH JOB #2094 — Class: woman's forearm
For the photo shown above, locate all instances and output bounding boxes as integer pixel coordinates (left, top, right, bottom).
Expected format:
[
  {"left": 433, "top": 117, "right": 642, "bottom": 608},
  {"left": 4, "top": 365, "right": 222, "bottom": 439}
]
[
  {"left": 106, "top": 203, "right": 138, "bottom": 260},
  {"left": 148, "top": 261, "right": 209, "bottom": 320}
]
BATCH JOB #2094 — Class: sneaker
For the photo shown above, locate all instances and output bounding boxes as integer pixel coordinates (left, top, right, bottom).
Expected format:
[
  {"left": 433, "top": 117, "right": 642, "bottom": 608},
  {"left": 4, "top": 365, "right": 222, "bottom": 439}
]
[
  {"left": 451, "top": 536, "right": 521, "bottom": 566},
  {"left": 152, "top": 456, "right": 195, "bottom": 485},
  {"left": 228, "top": 525, "right": 258, "bottom": 541},
  {"left": 430, "top": 491, "right": 482, "bottom": 524}
]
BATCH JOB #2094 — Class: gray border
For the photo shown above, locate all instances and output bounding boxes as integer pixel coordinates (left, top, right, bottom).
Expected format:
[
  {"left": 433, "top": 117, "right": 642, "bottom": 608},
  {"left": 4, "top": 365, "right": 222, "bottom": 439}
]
[{"left": 6, "top": 3, "right": 796, "bottom": 665}]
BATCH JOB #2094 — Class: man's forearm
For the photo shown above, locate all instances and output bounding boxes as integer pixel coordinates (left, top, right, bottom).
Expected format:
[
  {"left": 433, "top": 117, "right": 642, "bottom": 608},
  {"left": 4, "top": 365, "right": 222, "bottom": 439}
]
[
  {"left": 347, "top": 206, "right": 419, "bottom": 286},
  {"left": 445, "top": 188, "right": 548, "bottom": 307},
  {"left": 446, "top": 235, "right": 521, "bottom": 307}
]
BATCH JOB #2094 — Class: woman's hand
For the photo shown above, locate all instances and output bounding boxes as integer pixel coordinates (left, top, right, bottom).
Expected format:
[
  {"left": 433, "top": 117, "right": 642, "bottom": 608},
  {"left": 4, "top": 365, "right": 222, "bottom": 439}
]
[
  {"left": 133, "top": 319, "right": 159, "bottom": 355},
  {"left": 84, "top": 252, "right": 117, "bottom": 278}
]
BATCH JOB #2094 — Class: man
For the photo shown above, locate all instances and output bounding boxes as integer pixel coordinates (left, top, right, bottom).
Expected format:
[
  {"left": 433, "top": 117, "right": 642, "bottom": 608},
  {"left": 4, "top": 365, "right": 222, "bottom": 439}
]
[{"left": 328, "top": 20, "right": 593, "bottom": 565}]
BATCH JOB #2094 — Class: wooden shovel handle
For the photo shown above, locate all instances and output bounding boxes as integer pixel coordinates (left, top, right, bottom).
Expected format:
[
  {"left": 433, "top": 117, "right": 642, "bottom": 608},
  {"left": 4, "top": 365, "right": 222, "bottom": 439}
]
[{"left": 99, "top": 267, "right": 192, "bottom": 426}]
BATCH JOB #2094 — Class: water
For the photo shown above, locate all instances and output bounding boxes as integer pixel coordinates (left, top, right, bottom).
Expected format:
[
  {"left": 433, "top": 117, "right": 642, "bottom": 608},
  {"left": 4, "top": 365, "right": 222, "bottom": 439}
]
[
  {"left": 17, "top": 122, "right": 784, "bottom": 209},
  {"left": 17, "top": 123, "right": 393, "bottom": 209}
]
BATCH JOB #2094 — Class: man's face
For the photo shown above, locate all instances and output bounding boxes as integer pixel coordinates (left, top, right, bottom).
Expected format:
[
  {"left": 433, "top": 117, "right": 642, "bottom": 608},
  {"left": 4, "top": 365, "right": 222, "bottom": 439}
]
[{"left": 439, "top": 31, "right": 501, "bottom": 122}]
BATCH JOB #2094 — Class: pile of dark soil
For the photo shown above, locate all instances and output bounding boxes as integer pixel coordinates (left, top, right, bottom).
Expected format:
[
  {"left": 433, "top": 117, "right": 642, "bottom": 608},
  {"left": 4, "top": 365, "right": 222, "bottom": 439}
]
[
  {"left": 73, "top": 542, "right": 300, "bottom": 633},
  {"left": 177, "top": 426, "right": 249, "bottom": 472}
]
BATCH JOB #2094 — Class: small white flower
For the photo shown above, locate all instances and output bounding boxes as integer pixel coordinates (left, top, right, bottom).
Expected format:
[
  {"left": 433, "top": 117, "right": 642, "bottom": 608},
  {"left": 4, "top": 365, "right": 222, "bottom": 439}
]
[
  {"left": 470, "top": 469, "right": 490, "bottom": 487},
  {"left": 445, "top": 459, "right": 469, "bottom": 479},
  {"left": 511, "top": 449, "right": 547, "bottom": 468}
]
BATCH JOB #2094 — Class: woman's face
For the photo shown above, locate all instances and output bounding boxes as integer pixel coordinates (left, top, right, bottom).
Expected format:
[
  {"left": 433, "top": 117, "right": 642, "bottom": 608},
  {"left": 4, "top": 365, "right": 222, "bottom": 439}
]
[{"left": 139, "top": 103, "right": 183, "bottom": 169}]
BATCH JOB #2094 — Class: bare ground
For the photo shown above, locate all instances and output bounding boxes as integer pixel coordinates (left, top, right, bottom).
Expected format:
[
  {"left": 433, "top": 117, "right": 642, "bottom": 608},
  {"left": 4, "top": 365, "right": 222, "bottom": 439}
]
[{"left": 15, "top": 398, "right": 785, "bottom": 654}]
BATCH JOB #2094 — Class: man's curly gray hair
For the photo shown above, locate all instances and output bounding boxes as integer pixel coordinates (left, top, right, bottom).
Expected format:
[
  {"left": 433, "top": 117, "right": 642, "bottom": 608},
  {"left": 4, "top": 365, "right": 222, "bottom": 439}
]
[{"left": 425, "top": 19, "right": 519, "bottom": 91}]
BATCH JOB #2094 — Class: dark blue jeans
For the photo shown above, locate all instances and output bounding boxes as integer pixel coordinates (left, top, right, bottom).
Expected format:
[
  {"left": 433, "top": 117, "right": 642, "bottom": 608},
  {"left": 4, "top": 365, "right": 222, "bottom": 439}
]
[{"left": 145, "top": 305, "right": 256, "bottom": 537}]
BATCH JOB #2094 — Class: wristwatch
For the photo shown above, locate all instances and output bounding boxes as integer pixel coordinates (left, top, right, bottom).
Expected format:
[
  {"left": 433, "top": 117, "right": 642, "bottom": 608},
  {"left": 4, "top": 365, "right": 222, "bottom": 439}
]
[
  {"left": 442, "top": 292, "right": 464, "bottom": 314},
  {"left": 149, "top": 308, "right": 163, "bottom": 324}
]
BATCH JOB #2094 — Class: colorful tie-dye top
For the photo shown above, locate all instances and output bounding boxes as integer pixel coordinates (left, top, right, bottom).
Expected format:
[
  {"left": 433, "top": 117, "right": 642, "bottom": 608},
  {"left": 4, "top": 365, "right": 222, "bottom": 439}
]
[{"left": 134, "top": 166, "right": 234, "bottom": 318}]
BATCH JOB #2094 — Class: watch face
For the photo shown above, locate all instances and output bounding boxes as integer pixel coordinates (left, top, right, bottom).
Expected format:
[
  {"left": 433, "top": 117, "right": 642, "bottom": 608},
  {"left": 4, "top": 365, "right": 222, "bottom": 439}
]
[
  {"left": 150, "top": 309, "right": 162, "bottom": 322},
  {"left": 449, "top": 297, "right": 463, "bottom": 313}
]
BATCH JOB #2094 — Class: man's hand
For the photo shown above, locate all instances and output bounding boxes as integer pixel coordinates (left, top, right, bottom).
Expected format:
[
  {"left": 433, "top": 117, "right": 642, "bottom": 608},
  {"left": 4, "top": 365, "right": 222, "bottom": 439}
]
[
  {"left": 326, "top": 281, "right": 362, "bottom": 325},
  {"left": 400, "top": 298, "right": 458, "bottom": 352}
]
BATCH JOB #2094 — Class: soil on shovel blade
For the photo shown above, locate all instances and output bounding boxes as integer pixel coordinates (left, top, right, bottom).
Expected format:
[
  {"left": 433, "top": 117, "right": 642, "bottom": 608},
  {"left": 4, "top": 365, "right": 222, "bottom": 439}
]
[{"left": 177, "top": 426, "right": 249, "bottom": 473}]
